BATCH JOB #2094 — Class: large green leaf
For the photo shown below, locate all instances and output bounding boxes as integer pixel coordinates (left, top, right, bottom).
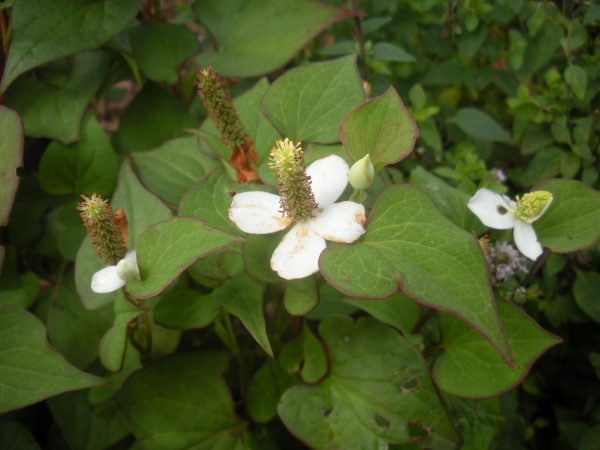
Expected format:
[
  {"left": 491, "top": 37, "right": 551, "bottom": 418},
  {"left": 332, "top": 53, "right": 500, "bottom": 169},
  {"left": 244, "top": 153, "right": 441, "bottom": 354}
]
[
  {"left": 126, "top": 217, "right": 242, "bottom": 299},
  {"left": 453, "top": 108, "right": 511, "bottom": 143},
  {"left": 47, "top": 274, "right": 113, "bottom": 370},
  {"left": 0, "top": 106, "right": 23, "bottom": 227},
  {"left": 38, "top": 113, "right": 119, "bottom": 196},
  {"left": 154, "top": 287, "right": 220, "bottom": 330},
  {"left": 432, "top": 301, "right": 561, "bottom": 398},
  {"left": 0, "top": 306, "right": 103, "bottom": 413},
  {"left": 278, "top": 317, "right": 457, "bottom": 449},
  {"left": 534, "top": 179, "right": 600, "bottom": 253},
  {"left": 4, "top": 51, "right": 109, "bottom": 143},
  {"left": 340, "top": 87, "right": 418, "bottom": 165},
  {"left": 319, "top": 185, "right": 511, "bottom": 362},
  {"left": 129, "top": 22, "right": 198, "bottom": 85},
  {"left": 0, "top": 0, "right": 139, "bottom": 91},
  {"left": 193, "top": 0, "right": 351, "bottom": 77},
  {"left": 131, "top": 136, "right": 218, "bottom": 206},
  {"left": 115, "top": 353, "right": 248, "bottom": 449},
  {"left": 75, "top": 160, "right": 172, "bottom": 310},
  {"left": 262, "top": 56, "right": 365, "bottom": 143},
  {"left": 112, "top": 83, "right": 197, "bottom": 153}
]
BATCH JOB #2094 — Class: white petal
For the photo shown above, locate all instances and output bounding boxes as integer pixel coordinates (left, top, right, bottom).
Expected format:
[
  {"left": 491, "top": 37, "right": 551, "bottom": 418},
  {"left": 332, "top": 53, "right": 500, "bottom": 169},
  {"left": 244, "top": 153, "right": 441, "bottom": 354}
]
[
  {"left": 229, "top": 191, "right": 292, "bottom": 234},
  {"left": 513, "top": 221, "right": 543, "bottom": 260},
  {"left": 305, "top": 155, "right": 349, "bottom": 207},
  {"left": 309, "top": 201, "right": 366, "bottom": 243},
  {"left": 91, "top": 266, "right": 125, "bottom": 293},
  {"left": 467, "top": 188, "right": 517, "bottom": 230},
  {"left": 270, "top": 222, "right": 327, "bottom": 280}
]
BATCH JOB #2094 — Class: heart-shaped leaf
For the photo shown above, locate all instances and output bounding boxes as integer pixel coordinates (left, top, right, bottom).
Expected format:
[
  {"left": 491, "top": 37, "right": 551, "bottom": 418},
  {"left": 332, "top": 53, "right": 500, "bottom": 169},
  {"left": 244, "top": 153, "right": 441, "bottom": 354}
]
[
  {"left": 340, "top": 86, "right": 418, "bottom": 165},
  {"left": 262, "top": 56, "right": 365, "bottom": 143},
  {"left": 1, "top": 0, "right": 139, "bottom": 91},
  {"left": 278, "top": 316, "right": 457, "bottom": 449},
  {"left": 126, "top": 217, "right": 242, "bottom": 299},
  {"left": 193, "top": 0, "right": 352, "bottom": 77},
  {"left": 0, "top": 306, "right": 103, "bottom": 413},
  {"left": 115, "top": 353, "right": 248, "bottom": 449},
  {"left": 432, "top": 301, "right": 561, "bottom": 398},
  {"left": 320, "top": 185, "right": 511, "bottom": 362},
  {"left": 534, "top": 179, "right": 600, "bottom": 253}
]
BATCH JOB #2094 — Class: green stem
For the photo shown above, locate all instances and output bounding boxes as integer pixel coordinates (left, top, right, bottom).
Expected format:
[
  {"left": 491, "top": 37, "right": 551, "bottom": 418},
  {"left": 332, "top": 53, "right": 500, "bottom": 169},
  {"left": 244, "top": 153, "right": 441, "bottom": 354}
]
[
  {"left": 350, "top": 0, "right": 371, "bottom": 81},
  {"left": 217, "top": 309, "right": 250, "bottom": 394}
]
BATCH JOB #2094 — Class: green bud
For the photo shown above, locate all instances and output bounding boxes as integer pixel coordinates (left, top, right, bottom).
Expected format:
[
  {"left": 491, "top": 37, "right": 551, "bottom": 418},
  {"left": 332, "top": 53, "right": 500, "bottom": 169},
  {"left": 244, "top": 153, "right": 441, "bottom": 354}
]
[
  {"left": 116, "top": 258, "right": 140, "bottom": 282},
  {"left": 348, "top": 154, "right": 375, "bottom": 190}
]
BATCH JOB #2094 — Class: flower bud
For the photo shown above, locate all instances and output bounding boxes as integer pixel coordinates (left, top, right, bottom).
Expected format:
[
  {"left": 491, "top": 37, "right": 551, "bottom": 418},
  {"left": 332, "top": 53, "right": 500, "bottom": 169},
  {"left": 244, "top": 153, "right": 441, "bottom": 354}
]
[
  {"left": 116, "top": 258, "right": 140, "bottom": 282},
  {"left": 348, "top": 154, "right": 375, "bottom": 190}
]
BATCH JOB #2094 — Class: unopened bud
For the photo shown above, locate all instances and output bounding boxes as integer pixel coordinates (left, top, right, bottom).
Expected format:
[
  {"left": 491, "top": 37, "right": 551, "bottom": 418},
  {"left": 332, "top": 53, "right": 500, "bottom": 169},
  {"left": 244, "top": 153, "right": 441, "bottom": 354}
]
[
  {"left": 348, "top": 154, "right": 375, "bottom": 190},
  {"left": 116, "top": 258, "right": 140, "bottom": 281}
]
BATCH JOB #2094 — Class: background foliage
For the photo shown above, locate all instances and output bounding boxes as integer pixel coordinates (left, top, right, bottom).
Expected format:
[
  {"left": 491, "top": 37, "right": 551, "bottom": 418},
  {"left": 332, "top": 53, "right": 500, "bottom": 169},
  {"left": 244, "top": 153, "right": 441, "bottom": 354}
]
[{"left": 1, "top": 0, "right": 600, "bottom": 449}]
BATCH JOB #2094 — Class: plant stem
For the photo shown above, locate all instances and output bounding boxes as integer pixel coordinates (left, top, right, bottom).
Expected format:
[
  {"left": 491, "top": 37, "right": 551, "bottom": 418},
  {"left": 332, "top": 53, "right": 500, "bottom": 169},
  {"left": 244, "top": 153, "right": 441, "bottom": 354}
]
[{"left": 351, "top": 0, "right": 370, "bottom": 81}]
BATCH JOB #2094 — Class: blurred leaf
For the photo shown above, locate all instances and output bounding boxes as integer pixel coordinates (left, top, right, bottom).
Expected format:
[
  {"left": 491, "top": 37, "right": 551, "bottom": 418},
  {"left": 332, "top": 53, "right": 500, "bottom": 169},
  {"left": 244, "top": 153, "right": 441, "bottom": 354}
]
[
  {"left": 129, "top": 22, "right": 198, "bottom": 85},
  {"left": 262, "top": 56, "right": 364, "bottom": 143},
  {"left": 0, "top": 106, "right": 23, "bottom": 226},
  {"left": 154, "top": 287, "right": 220, "bottom": 330},
  {"left": 194, "top": 0, "right": 351, "bottom": 77},
  {"left": 115, "top": 353, "right": 248, "bottom": 448},
  {"left": 0, "top": 422, "right": 40, "bottom": 450},
  {"left": 564, "top": 65, "right": 587, "bottom": 100},
  {"left": 340, "top": 86, "right": 417, "bottom": 165},
  {"left": 0, "top": 306, "right": 102, "bottom": 413},
  {"left": 284, "top": 277, "right": 318, "bottom": 316},
  {"left": 520, "top": 21, "right": 563, "bottom": 76},
  {"left": 453, "top": 108, "right": 510, "bottom": 143},
  {"left": 433, "top": 301, "right": 560, "bottom": 398},
  {"left": 278, "top": 317, "right": 457, "bottom": 449},
  {"left": 573, "top": 271, "right": 600, "bottom": 323},
  {"left": 39, "top": 114, "right": 119, "bottom": 196},
  {"left": 126, "top": 217, "right": 242, "bottom": 299},
  {"left": 0, "top": 0, "right": 139, "bottom": 91},
  {"left": 320, "top": 185, "right": 511, "bottom": 362},
  {"left": 242, "top": 234, "right": 281, "bottom": 284},
  {"left": 4, "top": 51, "right": 110, "bottom": 143},
  {"left": 247, "top": 359, "right": 296, "bottom": 423},
  {"left": 372, "top": 42, "right": 415, "bottom": 62}
]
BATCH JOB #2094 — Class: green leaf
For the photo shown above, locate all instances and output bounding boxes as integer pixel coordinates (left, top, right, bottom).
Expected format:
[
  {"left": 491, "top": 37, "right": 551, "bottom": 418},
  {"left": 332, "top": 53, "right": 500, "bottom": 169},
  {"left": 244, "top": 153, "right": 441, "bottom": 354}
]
[
  {"left": 535, "top": 180, "right": 600, "bottom": 253},
  {"left": 129, "top": 22, "right": 198, "bottom": 85},
  {"left": 564, "top": 64, "right": 587, "bottom": 100},
  {"left": 242, "top": 234, "right": 281, "bottom": 283},
  {"left": 444, "top": 397, "right": 504, "bottom": 450},
  {"left": 154, "top": 286, "right": 220, "bottom": 330},
  {"left": 48, "top": 390, "right": 130, "bottom": 450},
  {"left": 132, "top": 136, "right": 218, "bottom": 206},
  {"left": 284, "top": 277, "right": 319, "bottom": 316},
  {"left": 193, "top": 0, "right": 351, "bottom": 77},
  {"left": 0, "top": 273, "right": 39, "bottom": 308},
  {"left": 126, "top": 217, "right": 242, "bottom": 299},
  {"left": 4, "top": 51, "right": 110, "bottom": 143},
  {"left": 98, "top": 292, "right": 141, "bottom": 372},
  {"left": 0, "top": 0, "right": 139, "bottom": 91},
  {"left": 573, "top": 271, "right": 600, "bottom": 323},
  {"left": 432, "top": 301, "right": 561, "bottom": 398},
  {"left": 0, "top": 106, "right": 23, "bottom": 227},
  {"left": 212, "top": 274, "right": 272, "bottom": 356},
  {"left": 343, "top": 292, "right": 421, "bottom": 336},
  {"left": 75, "top": 160, "right": 172, "bottom": 310},
  {"left": 247, "top": 359, "right": 296, "bottom": 423},
  {"left": 47, "top": 274, "right": 113, "bottom": 369},
  {"left": 320, "top": 185, "right": 511, "bottom": 362},
  {"left": 340, "top": 86, "right": 417, "bottom": 166},
  {"left": 409, "top": 166, "right": 485, "bottom": 233},
  {"left": 520, "top": 21, "right": 563, "bottom": 76},
  {"left": 0, "top": 306, "right": 103, "bottom": 413},
  {"left": 300, "top": 324, "right": 327, "bottom": 383},
  {"left": 115, "top": 353, "right": 248, "bottom": 449},
  {"left": 179, "top": 170, "right": 242, "bottom": 235},
  {"left": 372, "top": 42, "right": 415, "bottom": 62},
  {"left": 0, "top": 422, "right": 40, "bottom": 450},
  {"left": 262, "top": 56, "right": 364, "bottom": 143},
  {"left": 453, "top": 108, "right": 511, "bottom": 143},
  {"left": 278, "top": 317, "right": 457, "bottom": 449},
  {"left": 112, "top": 83, "right": 197, "bottom": 153},
  {"left": 39, "top": 113, "right": 119, "bottom": 196}
]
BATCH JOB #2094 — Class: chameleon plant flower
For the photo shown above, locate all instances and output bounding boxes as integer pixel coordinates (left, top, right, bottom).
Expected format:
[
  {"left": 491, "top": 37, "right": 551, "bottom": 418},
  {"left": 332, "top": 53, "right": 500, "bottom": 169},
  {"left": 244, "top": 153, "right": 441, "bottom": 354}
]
[
  {"left": 468, "top": 189, "right": 553, "bottom": 260},
  {"left": 91, "top": 250, "right": 140, "bottom": 293},
  {"left": 229, "top": 139, "right": 366, "bottom": 280}
]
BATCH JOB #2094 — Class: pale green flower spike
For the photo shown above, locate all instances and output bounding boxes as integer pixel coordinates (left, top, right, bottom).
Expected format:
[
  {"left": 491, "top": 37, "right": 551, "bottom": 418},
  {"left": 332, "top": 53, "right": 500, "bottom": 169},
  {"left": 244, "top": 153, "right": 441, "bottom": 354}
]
[
  {"left": 348, "top": 154, "right": 375, "bottom": 190},
  {"left": 468, "top": 188, "right": 554, "bottom": 261}
]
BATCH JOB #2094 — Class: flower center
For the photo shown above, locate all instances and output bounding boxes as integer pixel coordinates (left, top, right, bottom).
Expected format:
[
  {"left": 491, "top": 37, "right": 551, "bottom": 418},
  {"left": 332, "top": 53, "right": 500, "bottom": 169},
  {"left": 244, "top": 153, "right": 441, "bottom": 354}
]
[
  {"left": 513, "top": 191, "right": 553, "bottom": 223},
  {"left": 268, "top": 139, "right": 317, "bottom": 222}
]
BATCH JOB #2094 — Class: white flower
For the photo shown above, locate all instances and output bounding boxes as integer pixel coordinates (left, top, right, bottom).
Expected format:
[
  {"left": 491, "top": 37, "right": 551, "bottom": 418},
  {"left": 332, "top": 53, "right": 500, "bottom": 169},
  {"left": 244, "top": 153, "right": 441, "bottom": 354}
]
[
  {"left": 468, "top": 188, "right": 553, "bottom": 260},
  {"left": 91, "top": 250, "right": 139, "bottom": 293},
  {"left": 228, "top": 155, "right": 366, "bottom": 280}
]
